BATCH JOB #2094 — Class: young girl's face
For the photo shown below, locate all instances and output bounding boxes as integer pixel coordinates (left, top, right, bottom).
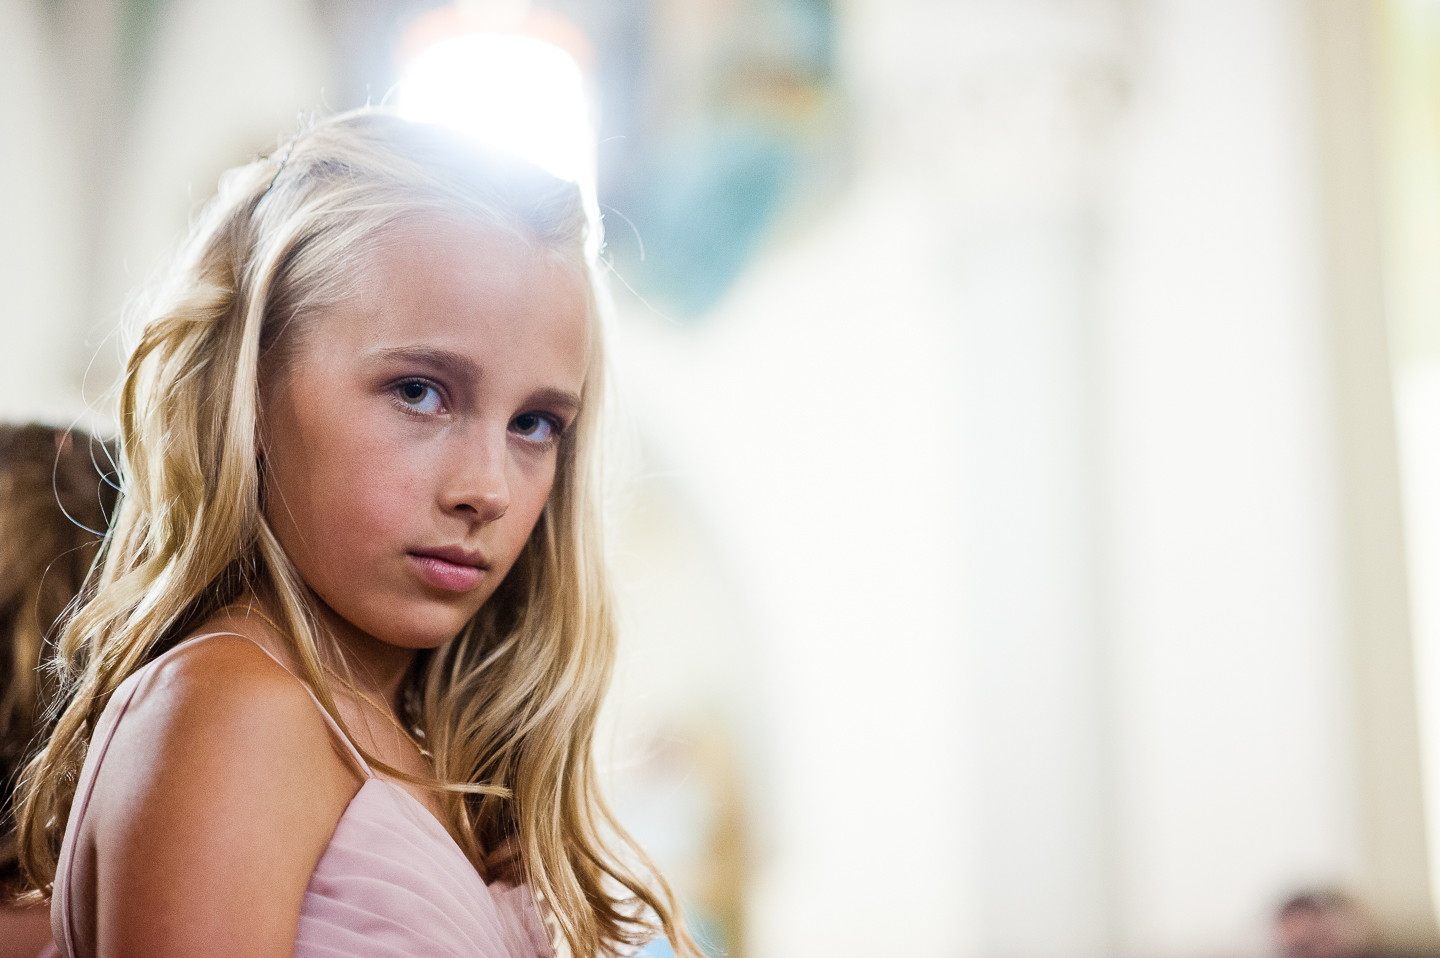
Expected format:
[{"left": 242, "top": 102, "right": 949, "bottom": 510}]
[{"left": 260, "top": 219, "right": 588, "bottom": 651}]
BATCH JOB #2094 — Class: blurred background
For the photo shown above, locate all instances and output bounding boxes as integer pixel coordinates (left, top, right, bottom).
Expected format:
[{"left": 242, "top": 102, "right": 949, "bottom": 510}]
[{"left": 3, "top": 0, "right": 1440, "bottom": 956}]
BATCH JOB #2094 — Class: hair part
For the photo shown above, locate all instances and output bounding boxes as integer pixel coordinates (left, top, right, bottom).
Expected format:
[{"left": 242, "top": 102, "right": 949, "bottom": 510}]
[{"left": 14, "top": 109, "right": 698, "bottom": 957}]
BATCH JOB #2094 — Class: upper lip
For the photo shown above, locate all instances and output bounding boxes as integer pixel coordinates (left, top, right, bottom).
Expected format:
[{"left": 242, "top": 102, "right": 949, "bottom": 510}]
[{"left": 410, "top": 545, "right": 489, "bottom": 569}]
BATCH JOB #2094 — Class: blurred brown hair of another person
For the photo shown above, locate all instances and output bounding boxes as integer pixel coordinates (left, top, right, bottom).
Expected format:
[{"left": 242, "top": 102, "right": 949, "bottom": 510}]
[
  {"left": 1278, "top": 889, "right": 1440, "bottom": 958},
  {"left": 0, "top": 424, "right": 117, "bottom": 958}
]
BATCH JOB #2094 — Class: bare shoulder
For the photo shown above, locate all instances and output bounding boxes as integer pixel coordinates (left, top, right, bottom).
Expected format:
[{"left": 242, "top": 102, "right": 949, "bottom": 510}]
[
  {"left": 76, "top": 626, "right": 360, "bottom": 957},
  {"left": 106, "top": 628, "right": 340, "bottom": 785}
]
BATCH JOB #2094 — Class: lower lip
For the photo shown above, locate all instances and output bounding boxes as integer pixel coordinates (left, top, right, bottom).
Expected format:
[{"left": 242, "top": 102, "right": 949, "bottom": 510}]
[{"left": 407, "top": 554, "right": 483, "bottom": 592}]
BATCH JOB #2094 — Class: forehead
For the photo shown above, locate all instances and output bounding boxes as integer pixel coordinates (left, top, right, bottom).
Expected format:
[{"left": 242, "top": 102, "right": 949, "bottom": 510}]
[{"left": 295, "top": 219, "right": 590, "bottom": 387}]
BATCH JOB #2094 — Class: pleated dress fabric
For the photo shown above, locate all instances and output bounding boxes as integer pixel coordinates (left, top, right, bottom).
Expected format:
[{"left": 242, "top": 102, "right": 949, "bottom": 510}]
[{"left": 52, "top": 635, "right": 554, "bottom": 958}]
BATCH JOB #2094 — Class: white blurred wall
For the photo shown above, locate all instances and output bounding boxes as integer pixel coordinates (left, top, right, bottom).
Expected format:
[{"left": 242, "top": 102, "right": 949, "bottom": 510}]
[
  {"left": 617, "top": 1, "right": 1389, "bottom": 956},
  {"left": 95, "top": 0, "right": 332, "bottom": 391},
  {"left": 0, "top": 0, "right": 89, "bottom": 426},
  {"left": 0, "top": 0, "right": 331, "bottom": 430}
]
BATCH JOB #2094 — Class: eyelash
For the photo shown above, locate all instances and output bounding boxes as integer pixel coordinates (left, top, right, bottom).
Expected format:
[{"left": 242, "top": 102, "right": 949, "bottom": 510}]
[{"left": 391, "top": 379, "right": 566, "bottom": 448}]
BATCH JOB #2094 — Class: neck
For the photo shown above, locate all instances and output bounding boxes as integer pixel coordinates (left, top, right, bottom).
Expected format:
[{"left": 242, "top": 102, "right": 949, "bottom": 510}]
[
  {"left": 310, "top": 594, "right": 417, "bottom": 708},
  {"left": 242, "top": 589, "right": 416, "bottom": 710}
]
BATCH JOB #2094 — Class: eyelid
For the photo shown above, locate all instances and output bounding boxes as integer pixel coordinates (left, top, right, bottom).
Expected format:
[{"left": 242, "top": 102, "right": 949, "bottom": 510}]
[{"left": 542, "top": 411, "right": 574, "bottom": 436}]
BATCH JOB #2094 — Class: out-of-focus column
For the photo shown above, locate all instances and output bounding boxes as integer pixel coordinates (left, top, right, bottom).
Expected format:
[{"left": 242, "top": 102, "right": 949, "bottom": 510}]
[
  {"left": 1316, "top": 0, "right": 1439, "bottom": 942},
  {"left": 856, "top": 5, "right": 1129, "bottom": 957},
  {"left": 1099, "top": 0, "right": 1374, "bottom": 953}
]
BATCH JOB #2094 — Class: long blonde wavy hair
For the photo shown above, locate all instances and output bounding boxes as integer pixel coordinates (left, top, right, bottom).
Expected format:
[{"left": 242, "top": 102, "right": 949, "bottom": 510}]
[{"left": 15, "top": 109, "right": 698, "bottom": 958}]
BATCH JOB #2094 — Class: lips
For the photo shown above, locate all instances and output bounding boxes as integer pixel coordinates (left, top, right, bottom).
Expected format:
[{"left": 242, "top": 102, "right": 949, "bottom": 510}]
[{"left": 407, "top": 546, "right": 488, "bottom": 592}]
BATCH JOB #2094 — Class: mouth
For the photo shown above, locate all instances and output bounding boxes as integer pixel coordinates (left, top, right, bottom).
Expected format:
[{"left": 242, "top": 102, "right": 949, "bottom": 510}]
[{"left": 407, "top": 546, "right": 488, "bottom": 592}]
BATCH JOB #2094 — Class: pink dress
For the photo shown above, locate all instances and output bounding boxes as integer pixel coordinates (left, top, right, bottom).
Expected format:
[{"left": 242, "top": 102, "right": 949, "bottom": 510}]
[{"left": 51, "top": 635, "right": 555, "bottom": 958}]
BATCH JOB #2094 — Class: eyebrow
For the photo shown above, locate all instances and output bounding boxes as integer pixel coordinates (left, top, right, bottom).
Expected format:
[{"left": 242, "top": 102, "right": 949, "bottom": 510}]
[
  {"left": 372, "top": 346, "right": 480, "bottom": 381},
  {"left": 372, "top": 346, "right": 582, "bottom": 413},
  {"left": 527, "top": 387, "right": 582, "bottom": 416}
]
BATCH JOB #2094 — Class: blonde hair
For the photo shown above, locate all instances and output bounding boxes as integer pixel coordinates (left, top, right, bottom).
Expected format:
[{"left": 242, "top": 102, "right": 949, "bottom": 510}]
[{"left": 16, "top": 109, "right": 698, "bottom": 958}]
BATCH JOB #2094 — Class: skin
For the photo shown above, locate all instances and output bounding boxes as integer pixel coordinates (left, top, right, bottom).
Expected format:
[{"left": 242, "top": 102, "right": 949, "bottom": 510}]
[
  {"left": 62, "top": 220, "right": 589, "bottom": 958},
  {"left": 0, "top": 903, "right": 52, "bottom": 958}
]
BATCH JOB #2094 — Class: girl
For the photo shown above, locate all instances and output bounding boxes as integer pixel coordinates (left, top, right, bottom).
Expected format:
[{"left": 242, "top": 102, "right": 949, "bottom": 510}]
[{"left": 13, "top": 110, "right": 697, "bottom": 958}]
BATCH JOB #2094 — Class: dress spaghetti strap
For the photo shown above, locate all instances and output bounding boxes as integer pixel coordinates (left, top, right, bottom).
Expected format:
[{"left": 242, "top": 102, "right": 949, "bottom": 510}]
[{"left": 230, "top": 633, "right": 374, "bottom": 778}]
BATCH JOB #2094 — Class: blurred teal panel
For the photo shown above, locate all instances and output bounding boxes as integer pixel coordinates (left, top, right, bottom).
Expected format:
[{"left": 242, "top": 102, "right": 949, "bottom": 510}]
[{"left": 629, "top": 125, "right": 798, "bottom": 319}]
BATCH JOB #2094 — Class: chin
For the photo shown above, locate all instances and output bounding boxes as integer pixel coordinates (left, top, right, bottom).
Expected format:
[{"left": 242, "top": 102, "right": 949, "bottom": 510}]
[{"left": 382, "top": 603, "right": 481, "bottom": 649}]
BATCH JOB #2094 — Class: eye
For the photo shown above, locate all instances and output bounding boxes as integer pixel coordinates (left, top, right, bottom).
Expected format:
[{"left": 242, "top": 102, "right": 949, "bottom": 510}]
[
  {"left": 396, "top": 380, "right": 444, "bottom": 415},
  {"left": 511, "top": 412, "right": 559, "bottom": 445}
]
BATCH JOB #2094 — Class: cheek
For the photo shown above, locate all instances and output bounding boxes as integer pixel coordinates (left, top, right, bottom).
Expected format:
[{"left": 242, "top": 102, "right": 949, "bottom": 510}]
[
  {"left": 265, "top": 402, "right": 419, "bottom": 558},
  {"left": 497, "top": 463, "right": 560, "bottom": 561},
  {"left": 325, "top": 432, "right": 438, "bottom": 542}
]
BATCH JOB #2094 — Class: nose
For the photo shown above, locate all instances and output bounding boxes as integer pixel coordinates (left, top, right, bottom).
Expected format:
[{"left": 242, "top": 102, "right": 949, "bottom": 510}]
[{"left": 441, "top": 425, "right": 509, "bottom": 522}]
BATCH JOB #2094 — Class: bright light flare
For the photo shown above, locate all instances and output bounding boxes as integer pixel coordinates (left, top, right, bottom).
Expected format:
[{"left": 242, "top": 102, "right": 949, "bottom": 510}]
[{"left": 396, "top": 33, "right": 594, "bottom": 188}]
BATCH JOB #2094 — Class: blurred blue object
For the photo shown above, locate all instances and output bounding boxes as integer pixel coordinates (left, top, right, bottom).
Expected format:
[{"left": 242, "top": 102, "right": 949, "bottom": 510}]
[
  {"left": 633, "top": 910, "right": 728, "bottom": 957},
  {"left": 629, "top": 124, "right": 798, "bottom": 319},
  {"left": 635, "top": 937, "right": 678, "bottom": 958}
]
